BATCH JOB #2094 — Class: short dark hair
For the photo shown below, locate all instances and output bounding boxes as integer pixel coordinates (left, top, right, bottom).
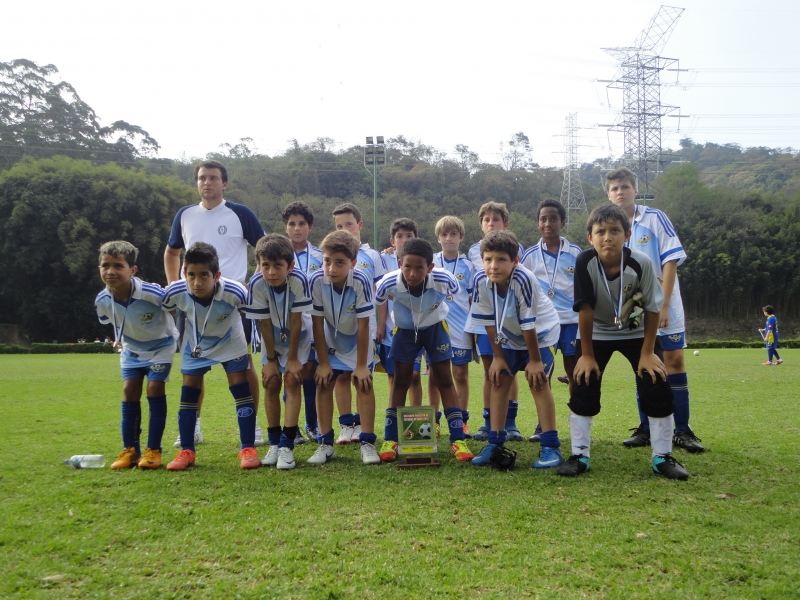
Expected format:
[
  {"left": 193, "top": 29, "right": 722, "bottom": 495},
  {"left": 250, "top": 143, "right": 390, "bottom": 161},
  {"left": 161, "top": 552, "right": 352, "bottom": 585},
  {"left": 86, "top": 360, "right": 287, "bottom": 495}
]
[
  {"left": 605, "top": 167, "right": 637, "bottom": 192},
  {"left": 320, "top": 231, "right": 360, "bottom": 261},
  {"left": 390, "top": 218, "right": 417, "bottom": 239},
  {"left": 763, "top": 305, "right": 775, "bottom": 315},
  {"left": 193, "top": 160, "right": 228, "bottom": 183},
  {"left": 480, "top": 230, "right": 519, "bottom": 260},
  {"left": 99, "top": 240, "right": 137, "bottom": 267},
  {"left": 282, "top": 201, "right": 314, "bottom": 226},
  {"left": 332, "top": 202, "right": 362, "bottom": 223},
  {"left": 587, "top": 204, "right": 630, "bottom": 234},
  {"left": 184, "top": 242, "right": 220, "bottom": 274},
  {"left": 537, "top": 198, "right": 566, "bottom": 222},
  {"left": 255, "top": 234, "right": 294, "bottom": 264},
  {"left": 399, "top": 238, "right": 434, "bottom": 265}
]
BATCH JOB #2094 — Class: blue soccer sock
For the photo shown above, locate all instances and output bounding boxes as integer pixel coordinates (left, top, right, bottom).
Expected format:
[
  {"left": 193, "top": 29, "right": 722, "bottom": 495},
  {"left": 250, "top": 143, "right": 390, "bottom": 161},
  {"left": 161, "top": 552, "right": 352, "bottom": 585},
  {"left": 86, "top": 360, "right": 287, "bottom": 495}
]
[
  {"left": 668, "top": 372, "right": 691, "bottom": 433},
  {"left": 302, "top": 378, "right": 318, "bottom": 429},
  {"left": 279, "top": 426, "right": 298, "bottom": 449},
  {"left": 354, "top": 413, "right": 361, "bottom": 426},
  {"left": 444, "top": 408, "right": 465, "bottom": 442},
  {"left": 436, "top": 411, "right": 442, "bottom": 425},
  {"left": 230, "top": 382, "right": 256, "bottom": 449},
  {"left": 463, "top": 409, "right": 470, "bottom": 424},
  {"left": 488, "top": 430, "right": 507, "bottom": 447},
  {"left": 267, "top": 426, "right": 282, "bottom": 446},
  {"left": 539, "top": 429, "right": 561, "bottom": 449},
  {"left": 146, "top": 395, "right": 167, "bottom": 451},
  {"left": 121, "top": 401, "right": 142, "bottom": 453},
  {"left": 505, "top": 400, "right": 519, "bottom": 430},
  {"left": 384, "top": 407, "right": 398, "bottom": 442},
  {"left": 339, "top": 413, "right": 356, "bottom": 427},
  {"left": 178, "top": 385, "right": 201, "bottom": 451},
  {"left": 360, "top": 432, "right": 377, "bottom": 446},
  {"left": 320, "top": 429, "right": 335, "bottom": 446},
  {"left": 482, "top": 407, "right": 490, "bottom": 430}
]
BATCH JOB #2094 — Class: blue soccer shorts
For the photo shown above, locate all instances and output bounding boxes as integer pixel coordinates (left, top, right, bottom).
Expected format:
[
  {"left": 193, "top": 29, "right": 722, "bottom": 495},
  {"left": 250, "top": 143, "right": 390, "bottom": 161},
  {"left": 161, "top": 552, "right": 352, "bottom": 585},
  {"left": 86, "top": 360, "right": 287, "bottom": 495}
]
[
  {"left": 557, "top": 324, "right": 578, "bottom": 357},
  {"left": 389, "top": 322, "right": 454, "bottom": 365},
  {"left": 181, "top": 354, "right": 250, "bottom": 376},
  {"left": 121, "top": 363, "right": 172, "bottom": 382},
  {"left": 659, "top": 331, "right": 686, "bottom": 351},
  {"left": 498, "top": 345, "right": 556, "bottom": 378}
]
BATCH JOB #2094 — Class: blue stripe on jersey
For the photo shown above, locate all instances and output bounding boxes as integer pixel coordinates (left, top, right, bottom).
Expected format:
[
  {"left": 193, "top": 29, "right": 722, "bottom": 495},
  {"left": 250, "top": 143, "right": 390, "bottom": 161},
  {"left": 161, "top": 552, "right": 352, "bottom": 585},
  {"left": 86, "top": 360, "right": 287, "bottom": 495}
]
[
  {"left": 352, "top": 270, "right": 373, "bottom": 302},
  {"left": 511, "top": 269, "right": 533, "bottom": 306},
  {"left": 289, "top": 269, "right": 311, "bottom": 298},
  {"left": 652, "top": 208, "right": 676, "bottom": 236},
  {"left": 661, "top": 246, "right": 683, "bottom": 262}
]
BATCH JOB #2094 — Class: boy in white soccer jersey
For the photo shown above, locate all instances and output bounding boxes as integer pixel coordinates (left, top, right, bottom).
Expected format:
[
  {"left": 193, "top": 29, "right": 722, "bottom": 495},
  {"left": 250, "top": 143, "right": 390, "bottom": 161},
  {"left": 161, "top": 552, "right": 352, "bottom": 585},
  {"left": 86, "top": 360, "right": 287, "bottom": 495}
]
[
  {"left": 331, "top": 203, "right": 386, "bottom": 444},
  {"left": 606, "top": 168, "right": 704, "bottom": 453},
  {"left": 283, "top": 201, "right": 323, "bottom": 443},
  {"left": 245, "top": 234, "right": 313, "bottom": 470},
  {"left": 521, "top": 199, "right": 582, "bottom": 442},
  {"left": 467, "top": 231, "right": 564, "bottom": 469},
  {"left": 467, "top": 201, "right": 526, "bottom": 442},
  {"left": 428, "top": 216, "right": 475, "bottom": 437},
  {"left": 377, "top": 218, "right": 424, "bottom": 406},
  {"left": 308, "top": 231, "right": 380, "bottom": 465},
  {"left": 162, "top": 242, "right": 258, "bottom": 471},
  {"left": 95, "top": 241, "right": 178, "bottom": 470},
  {"left": 375, "top": 238, "right": 474, "bottom": 463}
]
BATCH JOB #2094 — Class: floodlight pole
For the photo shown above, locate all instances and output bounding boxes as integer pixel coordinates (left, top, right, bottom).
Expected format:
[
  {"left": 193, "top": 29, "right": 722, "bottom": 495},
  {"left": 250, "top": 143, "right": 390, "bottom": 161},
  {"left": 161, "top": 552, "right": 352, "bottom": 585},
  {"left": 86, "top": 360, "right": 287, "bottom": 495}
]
[{"left": 363, "top": 136, "right": 386, "bottom": 249}]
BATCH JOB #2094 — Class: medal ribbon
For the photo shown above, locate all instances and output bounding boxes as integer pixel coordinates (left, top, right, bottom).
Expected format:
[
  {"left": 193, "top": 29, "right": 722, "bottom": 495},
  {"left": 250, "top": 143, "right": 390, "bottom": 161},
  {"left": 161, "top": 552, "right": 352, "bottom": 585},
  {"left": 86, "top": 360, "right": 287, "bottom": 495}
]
[
  {"left": 596, "top": 250, "right": 625, "bottom": 326},
  {"left": 111, "top": 280, "right": 134, "bottom": 348},
  {"left": 329, "top": 278, "right": 347, "bottom": 339},
  {"left": 294, "top": 243, "right": 310, "bottom": 274},
  {"left": 404, "top": 273, "right": 426, "bottom": 343},
  {"left": 539, "top": 238, "right": 562, "bottom": 296},
  {"left": 492, "top": 281, "right": 511, "bottom": 343},
  {"left": 192, "top": 288, "right": 216, "bottom": 351},
  {"left": 267, "top": 282, "right": 290, "bottom": 340}
]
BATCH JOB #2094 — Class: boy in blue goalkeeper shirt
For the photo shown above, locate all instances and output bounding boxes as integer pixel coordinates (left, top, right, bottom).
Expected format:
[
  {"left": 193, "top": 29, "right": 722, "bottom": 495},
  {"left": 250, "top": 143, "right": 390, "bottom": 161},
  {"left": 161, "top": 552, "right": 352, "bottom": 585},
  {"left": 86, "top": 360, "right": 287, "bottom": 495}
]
[
  {"left": 760, "top": 305, "right": 783, "bottom": 365},
  {"left": 245, "top": 234, "right": 313, "bottom": 470},
  {"left": 375, "top": 239, "right": 474, "bottom": 463},
  {"left": 162, "top": 242, "right": 259, "bottom": 471},
  {"left": 467, "top": 231, "right": 564, "bottom": 469},
  {"left": 308, "top": 231, "right": 380, "bottom": 465},
  {"left": 95, "top": 241, "right": 178, "bottom": 470}
]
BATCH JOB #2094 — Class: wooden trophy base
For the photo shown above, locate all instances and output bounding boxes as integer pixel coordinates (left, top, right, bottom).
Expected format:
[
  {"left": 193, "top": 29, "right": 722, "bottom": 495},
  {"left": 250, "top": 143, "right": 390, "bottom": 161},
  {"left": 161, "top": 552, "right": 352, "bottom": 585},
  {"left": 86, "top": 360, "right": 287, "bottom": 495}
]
[{"left": 397, "top": 456, "right": 441, "bottom": 470}]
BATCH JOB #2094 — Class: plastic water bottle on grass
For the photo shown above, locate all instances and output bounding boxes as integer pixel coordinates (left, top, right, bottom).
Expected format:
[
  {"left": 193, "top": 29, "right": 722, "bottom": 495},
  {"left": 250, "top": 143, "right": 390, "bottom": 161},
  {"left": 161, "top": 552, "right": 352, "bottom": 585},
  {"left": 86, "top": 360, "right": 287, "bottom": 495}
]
[{"left": 63, "top": 455, "right": 106, "bottom": 469}]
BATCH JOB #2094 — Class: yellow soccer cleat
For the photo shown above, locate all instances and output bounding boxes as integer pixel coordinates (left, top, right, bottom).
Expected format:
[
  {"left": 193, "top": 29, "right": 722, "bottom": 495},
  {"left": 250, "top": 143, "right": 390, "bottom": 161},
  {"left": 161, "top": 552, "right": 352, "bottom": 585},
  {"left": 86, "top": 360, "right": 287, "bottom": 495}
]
[
  {"left": 111, "top": 447, "right": 140, "bottom": 469},
  {"left": 137, "top": 448, "right": 162, "bottom": 469},
  {"left": 378, "top": 441, "right": 398, "bottom": 462},
  {"left": 450, "top": 439, "right": 474, "bottom": 461}
]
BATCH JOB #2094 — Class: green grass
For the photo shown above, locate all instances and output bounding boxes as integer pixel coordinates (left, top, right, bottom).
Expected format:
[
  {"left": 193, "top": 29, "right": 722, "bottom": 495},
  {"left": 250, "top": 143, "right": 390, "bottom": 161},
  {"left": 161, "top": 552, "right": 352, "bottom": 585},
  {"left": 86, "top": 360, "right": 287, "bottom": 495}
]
[{"left": 1, "top": 350, "right": 798, "bottom": 599}]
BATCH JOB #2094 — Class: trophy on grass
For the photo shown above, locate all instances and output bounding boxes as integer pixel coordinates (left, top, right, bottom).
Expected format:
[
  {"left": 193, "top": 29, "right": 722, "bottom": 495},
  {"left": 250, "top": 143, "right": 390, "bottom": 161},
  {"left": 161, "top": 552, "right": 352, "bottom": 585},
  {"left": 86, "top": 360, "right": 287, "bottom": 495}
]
[{"left": 396, "top": 405, "right": 440, "bottom": 469}]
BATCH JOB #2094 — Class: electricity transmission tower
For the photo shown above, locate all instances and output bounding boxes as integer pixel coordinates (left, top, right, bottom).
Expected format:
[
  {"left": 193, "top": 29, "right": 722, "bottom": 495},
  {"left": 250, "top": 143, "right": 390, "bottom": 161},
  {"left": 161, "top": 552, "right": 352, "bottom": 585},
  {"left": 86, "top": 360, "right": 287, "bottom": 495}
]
[
  {"left": 601, "top": 5, "right": 684, "bottom": 192},
  {"left": 559, "top": 113, "right": 587, "bottom": 225}
]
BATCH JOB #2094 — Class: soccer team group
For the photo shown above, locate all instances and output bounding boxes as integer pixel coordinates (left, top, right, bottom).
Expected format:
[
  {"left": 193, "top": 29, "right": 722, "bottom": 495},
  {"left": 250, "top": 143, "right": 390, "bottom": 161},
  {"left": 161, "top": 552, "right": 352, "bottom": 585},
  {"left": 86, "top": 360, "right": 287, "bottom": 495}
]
[{"left": 95, "top": 159, "right": 710, "bottom": 480}]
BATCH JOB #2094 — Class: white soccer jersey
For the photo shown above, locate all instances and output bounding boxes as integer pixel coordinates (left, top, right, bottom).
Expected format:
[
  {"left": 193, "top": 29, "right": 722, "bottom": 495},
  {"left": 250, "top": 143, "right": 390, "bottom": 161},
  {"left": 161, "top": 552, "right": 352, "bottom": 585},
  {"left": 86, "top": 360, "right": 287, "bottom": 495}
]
[
  {"left": 375, "top": 268, "right": 458, "bottom": 331},
  {"left": 521, "top": 237, "right": 582, "bottom": 325},
  {"left": 95, "top": 277, "right": 178, "bottom": 368},
  {"left": 434, "top": 252, "right": 475, "bottom": 349},
  {"left": 293, "top": 243, "right": 323, "bottom": 277},
  {"left": 626, "top": 205, "right": 687, "bottom": 335},
  {"left": 244, "top": 269, "right": 312, "bottom": 368},
  {"left": 468, "top": 240, "right": 526, "bottom": 271},
  {"left": 310, "top": 269, "right": 374, "bottom": 370},
  {"left": 163, "top": 277, "right": 248, "bottom": 365},
  {"left": 167, "top": 200, "right": 265, "bottom": 284},
  {"left": 467, "top": 265, "right": 560, "bottom": 351}
]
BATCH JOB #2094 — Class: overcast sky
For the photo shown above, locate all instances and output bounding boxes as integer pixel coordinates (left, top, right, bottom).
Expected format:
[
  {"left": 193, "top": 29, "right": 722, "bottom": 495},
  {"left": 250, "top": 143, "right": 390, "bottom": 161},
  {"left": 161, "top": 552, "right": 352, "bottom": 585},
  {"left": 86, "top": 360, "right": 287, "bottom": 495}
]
[{"left": 4, "top": 0, "right": 799, "bottom": 167}]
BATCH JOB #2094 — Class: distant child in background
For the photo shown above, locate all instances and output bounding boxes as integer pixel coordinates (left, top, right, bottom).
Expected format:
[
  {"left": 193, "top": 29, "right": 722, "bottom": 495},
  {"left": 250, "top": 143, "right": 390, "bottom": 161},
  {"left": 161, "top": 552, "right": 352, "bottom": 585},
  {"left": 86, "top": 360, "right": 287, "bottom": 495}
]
[
  {"left": 468, "top": 201, "right": 526, "bottom": 442},
  {"left": 162, "top": 242, "right": 258, "bottom": 471},
  {"left": 375, "top": 238, "right": 473, "bottom": 463},
  {"left": 429, "top": 216, "right": 475, "bottom": 437},
  {"left": 377, "top": 218, "right": 424, "bottom": 406},
  {"left": 331, "top": 203, "right": 387, "bottom": 444},
  {"left": 760, "top": 305, "right": 783, "bottom": 365},
  {"left": 521, "top": 199, "right": 582, "bottom": 442},
  {"left": 308, "top": 230, "right": 380, "bottom": 465},
  {"left": 245, "top": 234, "right": 313, "bottom": 470},
  {"left": 282, "top": 201, "right": 323, "bottom": 443},
  {"left": 95, "top": 241, "right": 178, "bottom": 470}
]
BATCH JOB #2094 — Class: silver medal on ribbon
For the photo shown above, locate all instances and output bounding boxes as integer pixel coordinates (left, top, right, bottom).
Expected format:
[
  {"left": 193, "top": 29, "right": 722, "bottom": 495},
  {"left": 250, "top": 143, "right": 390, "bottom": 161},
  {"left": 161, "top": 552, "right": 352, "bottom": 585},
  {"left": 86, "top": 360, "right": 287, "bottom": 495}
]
[
  {"left": 191, "top": 346, "right": 203, "bottom": 358},
  {"left": 113, "top": 341, "right": 123, "bottom": 354}
]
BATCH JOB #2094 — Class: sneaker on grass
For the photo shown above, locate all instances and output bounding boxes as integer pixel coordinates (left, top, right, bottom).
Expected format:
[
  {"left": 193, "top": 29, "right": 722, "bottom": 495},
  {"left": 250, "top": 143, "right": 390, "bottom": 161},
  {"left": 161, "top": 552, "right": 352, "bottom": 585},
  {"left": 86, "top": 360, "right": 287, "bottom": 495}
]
[
  {"left": 111, "top": 447, "right": 140, "bottom": 469},
  {"left": 166, "top": 449, "right": 196, "bottom": 471},
  {"left": 378, "top": 441, "right": 398, "bottom": 462},
  {"left": 276, "top": 447, "right": 296, "bottom": 470},
  {"left": 450, "top": 439, "right": 474, "bottom": 461},
  {"left": 528, "top": 422, "right": 542, "bottom": 443},
  {"left": 294, "top": 428, "right": 307, "bottom": 445},
  {"left": 506, "top": 427, "right": 524, "bottom": 442},
  {"left": 137, "top": 448, "right": 162, "bottom": 469},
  {"left": 471, "top": 443, "right": 498, "bottom": 466},
  {"left": 472, "top": 426, "right": 489, "bottom": 442},
  {"left": 254, "top": 425, "right": 266, "bottom": 447},
  {"left": 351, "top": 424, "right": 362, "bottom": 442},
  {"left": 557, "top": 454, "right": 589, "bottom": 477},
  {"left": 238, "top": 447, "right": 260, "bottom": 469},
  {"left": 360, "top": 442, "right": 381, "bottom": 465},
  {"left": 533, "top": 447, "right": 564, "bottom": 469},
  {"left": 337, "top": 425, "right": 355, "bottom": 445},
  {"left": 261, "top": 445, "right": 279, "bottom": 466},
  {"left": 652, "top": 454, "right": 689, "bottom": 480},
  {"left": 308, "top": 444, "right": 336, "bottom": 465},
  {"left": 622, "top": 424, "right": 650, "bottom": 447},
  {"left": 673, "top": 428, "right": 704, "bottom": 453}
]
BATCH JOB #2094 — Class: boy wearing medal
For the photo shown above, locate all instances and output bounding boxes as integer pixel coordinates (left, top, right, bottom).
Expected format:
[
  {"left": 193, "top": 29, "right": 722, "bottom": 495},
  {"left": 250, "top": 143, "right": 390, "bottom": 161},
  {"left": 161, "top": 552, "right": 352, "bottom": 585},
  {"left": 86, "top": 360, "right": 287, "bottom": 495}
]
[
  {"left": 521, "top": 199, "right": 582, "bottom": 441},
  {"left": 95, "top": 241, "right": 178, "bottom": 469},
  {"left": 307, "top": 231, "right": 380, "bottom": 465},
  {"left": 607, "top": 168, "right": 704, "bottom": 453},
  {"left": 466, "top": 231, "right": 564, "bottom": 469},
  {"left": 162, "top": 242, "right": 259, "bottom": 471},
  {"left": 375, "top": 239, "right": 474, "bottom": 463},
  {"left": 557, "top": 205, "right": 690, "bottom": 480},
  {"left": 283, "top": 201, "right": 323, "bottom": 444},
  {"left": 331, "top": 203, "right": 387, "bottom": 444},
  {"left": 245, "top": 234, "right": 313, "bottom": 470}
]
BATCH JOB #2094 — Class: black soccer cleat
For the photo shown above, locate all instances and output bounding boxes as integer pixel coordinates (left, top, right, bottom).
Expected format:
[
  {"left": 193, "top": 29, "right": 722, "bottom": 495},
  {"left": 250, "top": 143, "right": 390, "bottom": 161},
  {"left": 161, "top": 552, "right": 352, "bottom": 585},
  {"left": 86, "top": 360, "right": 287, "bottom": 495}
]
[
  {"left": 652, "top": 454, "right": 689, "bottom": 480},
  {"left": 622, "top": 424, "right": 651, "bottom": 447},
  {"left": 557, "top": 454, "right": 590, "bottom": 477},
  {"left": 673, "top": 428, "right": 705, "bottom": 453}
]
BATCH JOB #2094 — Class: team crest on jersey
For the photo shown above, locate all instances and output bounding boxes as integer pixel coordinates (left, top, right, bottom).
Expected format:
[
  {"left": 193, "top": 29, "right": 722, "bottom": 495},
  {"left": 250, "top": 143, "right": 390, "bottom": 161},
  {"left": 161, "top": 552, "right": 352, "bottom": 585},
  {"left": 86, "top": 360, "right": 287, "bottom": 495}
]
[
  {"left": 623, "top": 284, "right": 633, "bottom": 293},
  {"left": 456, "top": 273, "right": 465, "bottom": 280},
  {"left": 218, "top": 225, "right": 228, "bottom": 235},
  {"left": 217, "top": 313, "right": 230, "bottom": 323},
  {"left": 565, "top": 266, "right": 575, "bottom": 274},
  {"left": 150, "top": 364, "right": 166, "bottom": 372},
  {"left": 454, "top": 349, "right": 467, "bottom": 357},
  {"left": 668, "top": 334, "right": 682, "bottom": 342},
  {"left": 348, "top": 302, "right": 356, "bottom": 312},
  {"left": 140, "top": 312, "right": 155, "bottom": 323},
  {"left": 429, "top": 302, "right": 440, "bottom": 311},
  {"left": 309, "top": 264, "right": 319, "bottom": 271},
  {"left": 357, "top": 261, "right": 370, "bottom": 268},
  {"left": 636, "top": 235, "right": 651, "bottom": 245},
  {"left": 436, "top": 343, "right": 450, "bottom": 353}
]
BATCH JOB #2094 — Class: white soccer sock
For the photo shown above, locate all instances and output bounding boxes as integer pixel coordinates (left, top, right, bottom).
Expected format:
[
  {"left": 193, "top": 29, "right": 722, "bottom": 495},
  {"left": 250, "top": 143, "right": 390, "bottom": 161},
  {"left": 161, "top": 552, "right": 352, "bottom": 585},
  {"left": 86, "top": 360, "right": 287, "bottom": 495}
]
[
  {"left": 649, "top": 415, "right": 674, "bottom": 456},
  {"left": 569, "top": 412, "right": 592, "bottom": 457}
]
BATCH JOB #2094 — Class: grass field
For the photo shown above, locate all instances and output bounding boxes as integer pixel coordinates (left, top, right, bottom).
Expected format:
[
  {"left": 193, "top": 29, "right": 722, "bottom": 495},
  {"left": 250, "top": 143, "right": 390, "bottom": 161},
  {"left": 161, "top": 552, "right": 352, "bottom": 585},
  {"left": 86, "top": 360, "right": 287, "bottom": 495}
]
[{"left": 1, "top": 350, "right": 798, "bottom": 599}]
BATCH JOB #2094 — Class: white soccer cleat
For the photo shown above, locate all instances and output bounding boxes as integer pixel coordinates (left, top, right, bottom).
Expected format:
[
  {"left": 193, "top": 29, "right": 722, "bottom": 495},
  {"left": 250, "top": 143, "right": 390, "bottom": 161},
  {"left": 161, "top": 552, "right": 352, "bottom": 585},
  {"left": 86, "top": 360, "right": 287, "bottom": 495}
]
[
  {"left": 337, "top": 425, "right": 355, "bottom": 445},
  {"left": 360, "top": 442, "right": 381, "bottom": 465},
  {"left": 194, "top": 424, "right": 203, "bottom": 445},
  {"left": 254, "top": 425, "right": 265, "bottom": 447},
  {"left": 307, "top": 444, "right": 336, "bottom": 464},
  {"left": 276, "top": 447, "right": 296, "bottom": 470},
  {"left": 351, "top": 424, "right": 362, "bottom": 443},
  {"left": 261, "top": 445, "right": 279, "bottom": 466}
]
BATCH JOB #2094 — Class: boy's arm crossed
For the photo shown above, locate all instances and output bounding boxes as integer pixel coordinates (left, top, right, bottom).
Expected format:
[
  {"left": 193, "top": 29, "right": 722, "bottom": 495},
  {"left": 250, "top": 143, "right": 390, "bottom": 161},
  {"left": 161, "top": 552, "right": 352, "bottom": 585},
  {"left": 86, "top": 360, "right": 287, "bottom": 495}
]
[
  {"left": 638, "top": 310, "right": 667, "bottom": 381},
  {"left": 352, "top": 316, "right": 373, "bottom": 392},
  {"left": 573, "top": 304, "right": 601, "bottom": 386}
]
